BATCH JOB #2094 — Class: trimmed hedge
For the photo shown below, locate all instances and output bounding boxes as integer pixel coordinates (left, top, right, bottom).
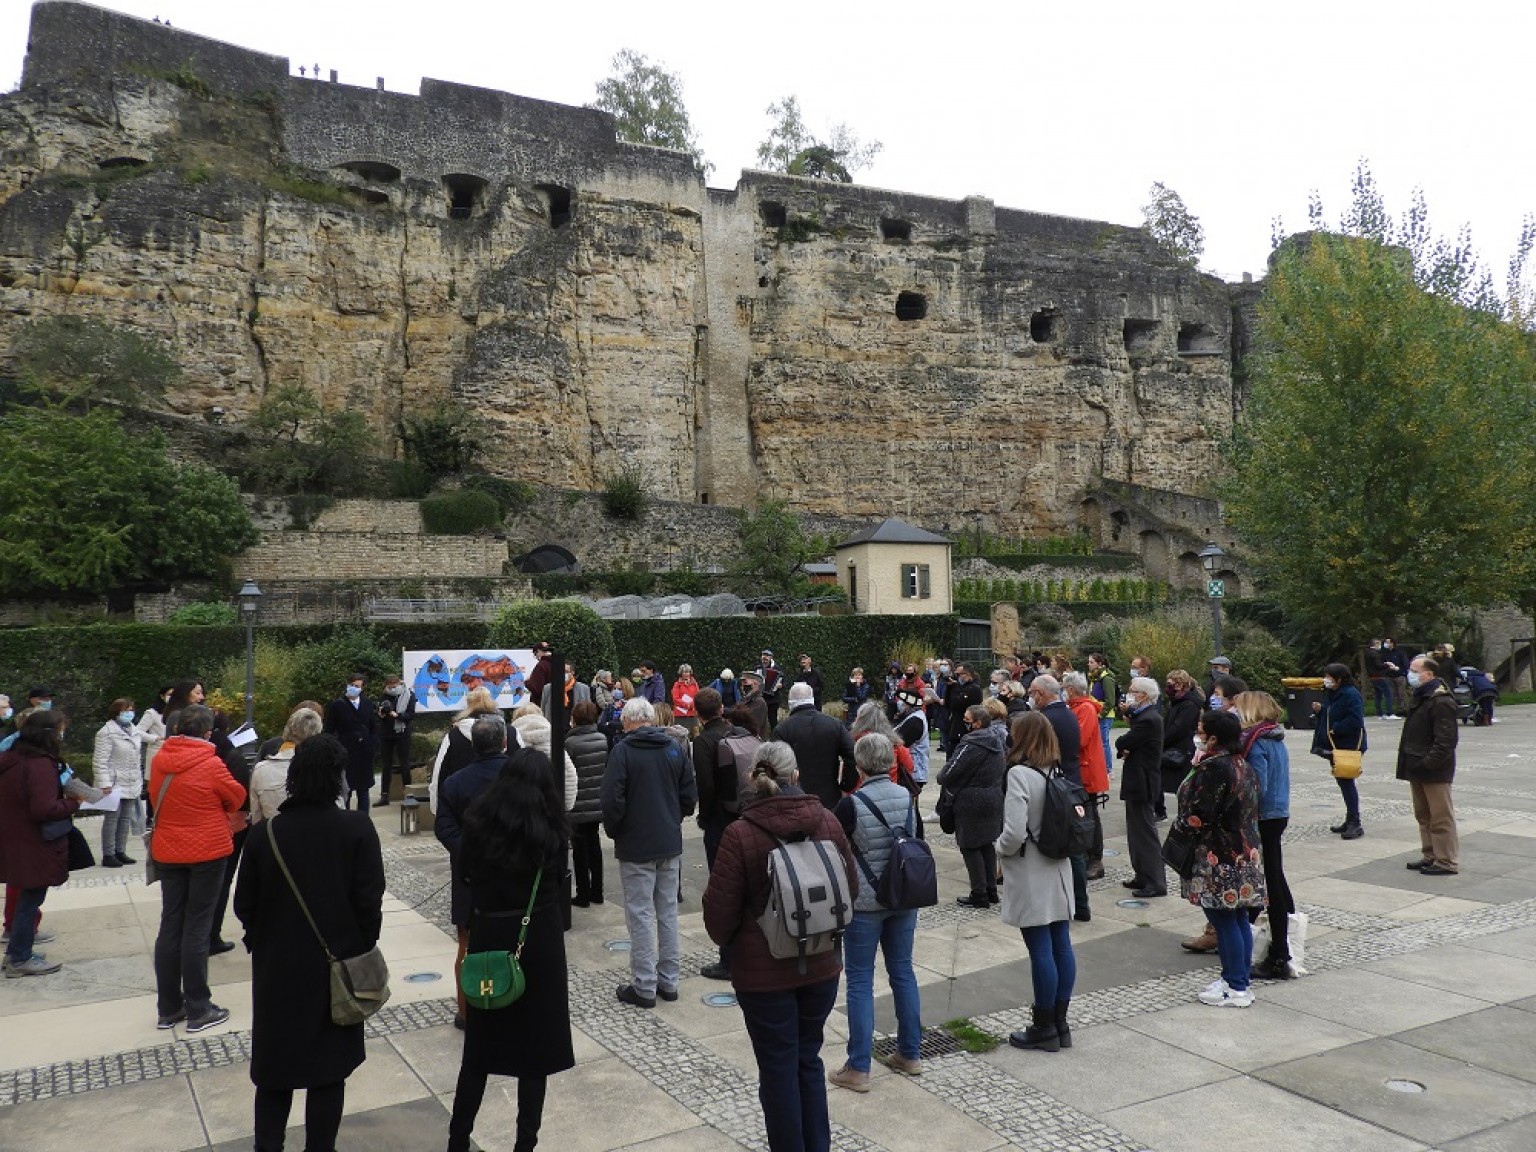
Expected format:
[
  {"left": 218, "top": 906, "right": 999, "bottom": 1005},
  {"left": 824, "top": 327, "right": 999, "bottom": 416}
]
[
  {"left": 953, "top": 600, "right": 1169, "bottom": 622},
  {"left": 420, "top": 489, "right": 504, "bottom": 535},
  {"left": 976, "top": 553, "right": 1141, "bottom": 572},
  {"left": 609, "top": 614, "right": 958, "bottom": 689}
]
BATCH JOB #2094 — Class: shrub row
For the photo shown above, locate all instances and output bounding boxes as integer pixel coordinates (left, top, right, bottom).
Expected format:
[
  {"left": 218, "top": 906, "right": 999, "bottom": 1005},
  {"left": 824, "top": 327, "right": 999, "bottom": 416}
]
[
  {"left": 976, "top": 552, "right": 1141, "bottom": 572},
  {"left": 952, "top": 532, "right": 1093, "bottom": 559},
  {"left": 952, "top": 578, "right": 1169, "bottom": 604}
]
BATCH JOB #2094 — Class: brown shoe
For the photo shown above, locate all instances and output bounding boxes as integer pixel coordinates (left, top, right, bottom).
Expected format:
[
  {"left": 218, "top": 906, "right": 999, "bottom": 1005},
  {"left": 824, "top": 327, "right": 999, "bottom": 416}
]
[
  {"left": 1085, "top": 860, "right": 1105, "bottom": 881},
  {"left": 1181, "top": 924, "right": 1219, "bottom": 954},
  {"left": 878, "top": 1052, "right": 923, "bottom": 1077},
  {"left": 828, "top": 1063, "right": 871, "bottom": 1092}
]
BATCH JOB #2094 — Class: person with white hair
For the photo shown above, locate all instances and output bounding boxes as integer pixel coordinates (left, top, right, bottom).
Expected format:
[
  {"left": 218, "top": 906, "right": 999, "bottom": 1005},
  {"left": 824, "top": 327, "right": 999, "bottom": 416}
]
[
  {"left": 601, "top": 696, "right": 698, "bottom": 1009},
  {"left": 1115, "top": 677, "right": 1167, "bottom": 898},
  {"left": 773, "top": 681, "right": 856, "bottom": 809}
]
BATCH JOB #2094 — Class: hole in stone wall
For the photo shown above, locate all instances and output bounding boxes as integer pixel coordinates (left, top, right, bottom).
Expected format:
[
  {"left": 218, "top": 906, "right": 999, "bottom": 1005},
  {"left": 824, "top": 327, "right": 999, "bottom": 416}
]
[
  {"left": 1123, "top": 318, "right": 1160, "bottom": 356},
  {"left": 1030, "top": 310, "right": 1058, "bottom": 343},
  {"left": 700, "top": 492, "right": 710, "bottom": 505},
  {"left": 98, "top": 156, "right": 148, "bottom": 170},
  {"left": 760, "top": 201, "right": 787, "bottom": 228},
  {"left": 880, "top": 218, "right": 912, "bottom": 242},
  {"left": 895, "top": 292, "right": 928, "bottom": 321},
  {"left": 1177, "top": 322, "right": 1222, "bottom": 355},
  {"left": 536, "top": 184, "right": 572, "bottom": 229},
  {"left": 443, "top": 173, "right": 487, "bottom": 220},
  {"left": 337, "top": 160, "right": 400, "bottom": 183},
  {"left": 758, "top": 276, "right": 770, "bottom": 288},
  {"left": 357, "top": 188, "right": 390, "bottom": 205}
]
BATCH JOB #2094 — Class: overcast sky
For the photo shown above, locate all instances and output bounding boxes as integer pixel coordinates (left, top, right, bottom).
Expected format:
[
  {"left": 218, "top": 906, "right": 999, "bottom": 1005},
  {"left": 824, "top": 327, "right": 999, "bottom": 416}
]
[{"left": 3, "top": 0, "right": 1531, "bottom": 285}]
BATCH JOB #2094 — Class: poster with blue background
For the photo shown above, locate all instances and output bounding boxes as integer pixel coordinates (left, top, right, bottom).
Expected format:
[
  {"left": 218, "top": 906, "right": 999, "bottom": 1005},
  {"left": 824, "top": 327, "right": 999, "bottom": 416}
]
[{"left": 404, "top": 648, "right": 535, "bottom": 712}]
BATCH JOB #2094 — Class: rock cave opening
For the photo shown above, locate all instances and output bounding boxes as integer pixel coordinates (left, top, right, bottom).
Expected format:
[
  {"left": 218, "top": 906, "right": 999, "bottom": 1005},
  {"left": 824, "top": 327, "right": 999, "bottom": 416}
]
[
  {"left": 443, "top": 173, "right": 487, "bottom": 220},
  {"left": 880, "top": 218, "right": 912, "bottom": 242},
  {"left": 537, "top": 184, "right": 572, "bottom": 229},
  {"left": 760, "top": 201, "right": 787, "bottom": 229},
  {"left": 1030, "top": 310, "right": 1058, "bottom": 343},
  {"left": 1123, "top": 318, "right": 1160, "bottom": 357},
  {"left": 895, "top": 291, "right": 928, "bottom": 321},
  {"left": 337, "top": 160, "right": 401, "bottom": 183},
  {"left": 1177, "top": 322, "right": 1223, "bottom": 355}
]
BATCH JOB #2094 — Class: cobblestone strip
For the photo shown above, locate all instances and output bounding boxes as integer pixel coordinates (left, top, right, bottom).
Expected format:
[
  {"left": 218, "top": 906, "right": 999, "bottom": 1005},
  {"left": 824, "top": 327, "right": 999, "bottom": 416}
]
[
  {"left": 915, "top": 1051, "right": 1150, "bottom": 1152},
  {"left": 567, "top": 966, "right": 888, "bottom": 1152}
]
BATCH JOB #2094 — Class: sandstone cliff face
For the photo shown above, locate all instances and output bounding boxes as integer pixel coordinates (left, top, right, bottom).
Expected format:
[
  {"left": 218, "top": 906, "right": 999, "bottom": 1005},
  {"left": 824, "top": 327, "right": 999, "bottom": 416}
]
[{"left": 0, "top": 2, "right": 1241, "bottom": 540}]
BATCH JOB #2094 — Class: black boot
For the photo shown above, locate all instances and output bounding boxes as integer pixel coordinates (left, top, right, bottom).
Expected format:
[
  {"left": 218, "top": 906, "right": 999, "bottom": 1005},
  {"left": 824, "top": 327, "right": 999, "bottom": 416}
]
[
  {"left": 1340, "top": 821, "right": 1364, "bottom": 840},
  {"left": 1008, "top": 1005, "right": 1060, "bottom": 1052},
  {"left": 1054, "top": 1000, "right": 1072, "bottom": 1049}
]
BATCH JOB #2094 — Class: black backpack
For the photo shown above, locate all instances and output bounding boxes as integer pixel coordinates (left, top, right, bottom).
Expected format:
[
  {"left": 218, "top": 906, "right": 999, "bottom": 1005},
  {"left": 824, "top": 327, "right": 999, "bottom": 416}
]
[
  {"left": 716, "top": 728, "right": 763, "bottom": 814},
  {"left": 1027, "top": 766, "right": 1096, "bottom": 860},
  {"left": 850, "top": 792, "right": 939, "bottom": 910}
]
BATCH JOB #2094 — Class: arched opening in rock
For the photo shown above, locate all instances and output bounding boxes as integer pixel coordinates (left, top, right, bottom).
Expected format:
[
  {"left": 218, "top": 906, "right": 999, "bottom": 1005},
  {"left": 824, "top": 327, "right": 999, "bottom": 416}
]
[{"left": 895, "top": 292, "right": 928, "bottom": 321}]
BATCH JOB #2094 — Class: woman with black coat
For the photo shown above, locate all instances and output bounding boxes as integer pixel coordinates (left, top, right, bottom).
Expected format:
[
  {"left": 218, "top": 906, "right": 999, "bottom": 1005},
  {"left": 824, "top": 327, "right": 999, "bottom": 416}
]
[
  {"left": 937, "top": 704, "right": 1009, "bottom": 907},
  {"left": 234, "top": 734, "right": 385, "bottom": 1152},
  {"left": 565, "top": 701, "right": 609, "bottom": 906},
  {"left": 1311, "top": 663, "right": 1368, "bottom": 839},
  {"left": 1160, "top": 670, "right": 1202, "bottom": 819},
  {"left": 448, "top": 746, "right": 574, "bottom": 1152}
]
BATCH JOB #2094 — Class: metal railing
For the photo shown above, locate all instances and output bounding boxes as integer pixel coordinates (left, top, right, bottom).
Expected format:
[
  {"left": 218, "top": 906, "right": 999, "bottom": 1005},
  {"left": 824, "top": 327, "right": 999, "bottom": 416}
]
[{"left": 363, "top": 598, "right": 497, "bottom": 622}]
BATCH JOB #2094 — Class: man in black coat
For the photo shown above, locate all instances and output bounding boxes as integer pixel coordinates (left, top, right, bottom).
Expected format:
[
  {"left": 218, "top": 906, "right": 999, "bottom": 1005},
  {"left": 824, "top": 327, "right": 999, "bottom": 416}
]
[
  {"left": 1397, "top": 655, "right": 1460, "bottom": 874},
  {"left": 773, "top": 682, "right": 855, "bottom": 809},
  {"left": 323, "top": 673, "right": 378, "bottom": 813},
  {"left": 434, "top": 715, "right": 511, "bottom": 1028},
  {"left": 1029, "top": 674, "right": 1090, "bottom": 919},
  {"left": 692, "top": 688, "right": 742, "bottom": 980},
  {"left": 944, "top": 664, "right": 983, "bottom": 749},
  {"left": 1115, "top": 677, "right": 1167, "bottom": 898},
  {"left": 790, "top": 653, "right": 826, "bottom": 711}
]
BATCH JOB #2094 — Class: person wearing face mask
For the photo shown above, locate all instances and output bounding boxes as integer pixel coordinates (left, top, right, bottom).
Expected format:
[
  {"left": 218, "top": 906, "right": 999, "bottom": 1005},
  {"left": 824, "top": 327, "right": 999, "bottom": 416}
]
[
  {"left": 323, "top": 674, "right": 378, "bottom": 814},
  {"left": 1114, "top": 677, "right": 1166, "bottom": 898},
  {"left": 1310, "top": 664, "right": 1367, "bottom": 839},
  {"left": 929, "top": 660, "right": 954, "bottom": 752},
  {"left": 1396, "top": 656, "right": 1459, "bottom": 874},
  {"left": 0, "top": 694, "right": 15, "bottom": 743},
  {"left": 93, "top": 698, "right": 144, "bottom": 868}
]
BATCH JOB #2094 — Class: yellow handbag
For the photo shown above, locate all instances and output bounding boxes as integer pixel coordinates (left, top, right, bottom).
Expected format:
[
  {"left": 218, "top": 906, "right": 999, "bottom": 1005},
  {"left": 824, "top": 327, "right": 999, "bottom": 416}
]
[{"left": 1329, "top": 729, "right": 1364, "bottom": 779}]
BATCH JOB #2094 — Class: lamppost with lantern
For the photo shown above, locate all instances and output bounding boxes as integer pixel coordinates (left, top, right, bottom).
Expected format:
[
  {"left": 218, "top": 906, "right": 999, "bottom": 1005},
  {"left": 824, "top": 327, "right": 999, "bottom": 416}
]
[
  {"left": 1199, "top": 543, "right": 1225, "bottom": 659},
  {"left": 238, "top": 579, "right": 263, "bottom": 727}
]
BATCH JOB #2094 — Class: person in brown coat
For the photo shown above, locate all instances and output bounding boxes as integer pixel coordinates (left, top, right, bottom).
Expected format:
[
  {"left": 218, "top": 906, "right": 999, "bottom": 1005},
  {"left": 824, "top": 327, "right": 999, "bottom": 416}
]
[
  {"left": 1397, "top": 655, "right": 1460, "bottom": 874},
  {"left": 702, "top": 745, "right": 856, "bottom": 1151},
  {"left": 0, "top": 711, "right": 82, "bottom": 977}
]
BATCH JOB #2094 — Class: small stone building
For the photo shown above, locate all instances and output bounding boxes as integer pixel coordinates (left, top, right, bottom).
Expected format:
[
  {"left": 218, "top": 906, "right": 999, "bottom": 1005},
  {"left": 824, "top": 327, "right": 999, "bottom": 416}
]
[{"left": 835, "top": 520, "right": 953, "bottom": 615}]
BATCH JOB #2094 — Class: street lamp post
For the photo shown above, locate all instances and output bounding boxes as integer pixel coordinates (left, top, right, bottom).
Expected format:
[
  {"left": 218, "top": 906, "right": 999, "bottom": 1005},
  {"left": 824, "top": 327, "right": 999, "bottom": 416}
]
[
  {"left": 238, "top": 579, "right": 263, "bottom": 728},
  {"left": 1199, "top": 543, "right": 1225, "bottom": 659}
]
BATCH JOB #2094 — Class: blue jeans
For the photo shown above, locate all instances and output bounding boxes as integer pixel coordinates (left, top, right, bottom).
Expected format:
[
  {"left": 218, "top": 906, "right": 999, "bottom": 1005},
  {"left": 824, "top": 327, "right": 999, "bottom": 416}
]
[
  {"left": 1335, "top": 776, "right": 1360, "bottom": 824},
  {"left": 1020, "top": 921, "right": 1076, "bottom": 1006},
  {"left": 1370, "top": 678, "right": 1393, "bottom": 717},
  {"left": 4, "top": 886, "right": 47, "bottom": 964},
  {"left": 1205, "top": 908, "right": 1253, "bottom": 992},
  {"left": 842, "top": 909, "right": 921, "bottom": 1072},
  {"left": 736, "top": 977, "right": 839, "bottom": 1152},
  {"left": 1098, "top": 717, "right": 1114, "bottom": 782}
]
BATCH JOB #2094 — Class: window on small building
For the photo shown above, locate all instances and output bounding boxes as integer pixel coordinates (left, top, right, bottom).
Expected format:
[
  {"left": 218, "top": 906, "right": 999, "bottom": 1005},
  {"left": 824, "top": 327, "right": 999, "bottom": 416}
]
[
  {"left": 895, "top": 292, "right": 928, "bottom": 321},
  {"left": 880, "top": 217, "right": 912, "bottom": 242},
  {"left": 901, "top": 563, "right": 931, "bottom": 599},
  {"left": 443, "top": 173, "right": 487, "bottom": 220},
  {"left": 1030, "top": 310, "right": 1058, "bottom": 343},
  {"left": 760, "top": 201, "right": 787, "bottom": 228},
  {"left": 849, "top": 564, "right": 859, "bottom": 611},
  {"left": 536, "top": 184, "right": 572, "bottom": 229}
]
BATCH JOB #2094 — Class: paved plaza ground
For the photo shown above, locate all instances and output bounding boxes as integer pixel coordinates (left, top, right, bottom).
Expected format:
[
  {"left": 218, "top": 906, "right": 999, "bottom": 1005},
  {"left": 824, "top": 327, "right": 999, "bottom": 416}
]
[{"left": 5, "top": 709, "right": 1536, "bottom": 1151}]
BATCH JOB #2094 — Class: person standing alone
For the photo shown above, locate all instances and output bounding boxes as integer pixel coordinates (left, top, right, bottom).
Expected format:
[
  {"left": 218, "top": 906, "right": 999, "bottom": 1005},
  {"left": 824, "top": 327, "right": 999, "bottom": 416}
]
[
  {"left": 323, "top": 674, "right": 378, "bottom": 813},
  {"left": 1398, "top": 656, "right": 1459, "bottom": 875}
]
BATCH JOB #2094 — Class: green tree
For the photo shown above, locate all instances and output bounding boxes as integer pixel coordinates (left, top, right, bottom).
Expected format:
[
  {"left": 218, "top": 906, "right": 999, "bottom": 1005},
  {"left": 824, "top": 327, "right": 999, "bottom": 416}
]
[
  {"left": 488, "top": 601, "right": 617, "bottom": 681},
  {"left": 1141, "top": 182, "right": 1204, "bottom": 267},
  {"left": 398, "top": 404, "right": 485, "bottom": 478},
  {"left": 10, "top": 315, "right": 179, "bottom": 409},
  {"left": 1224, "top": 172, "right": 1536, "bottom": 649},
  {"left": 756, "top": 97, "right": 881, "bottom": 182},
  {"left": 241, "top": 384, "right": 377, "bottom": 494},
  {"left": 0, "top": 407, "right": 257, "bottom": 596},
  {"left": 591, "top": 49, "right": 710, "bottom": 176},
  {"left": 733, "top": 500, "right": 827, "bottom": 594}
]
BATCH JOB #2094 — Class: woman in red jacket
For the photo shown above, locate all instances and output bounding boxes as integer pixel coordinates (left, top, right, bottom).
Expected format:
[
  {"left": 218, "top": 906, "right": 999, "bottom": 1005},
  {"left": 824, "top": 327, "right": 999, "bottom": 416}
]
[
  {"left": 148, "top": 704, "right": 246, "bottom": 1034},
  {"left": 702, "top": 743, "right": 855, "bottom": 1152},
  {"left": 0, "top": 711, "right": 81, "bottom": 977}
]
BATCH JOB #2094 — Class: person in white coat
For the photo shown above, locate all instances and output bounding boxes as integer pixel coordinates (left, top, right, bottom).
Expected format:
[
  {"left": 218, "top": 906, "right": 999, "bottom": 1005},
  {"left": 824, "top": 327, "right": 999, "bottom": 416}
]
[
  {"left": 93, "top": 698, "right": 144, "bottom": 866},
  {"left": 512, "top": 708, "right": 578, "bottom": 811},
  {"left": 997, "top": 711, "right": 1077, "bottom": 1054}
]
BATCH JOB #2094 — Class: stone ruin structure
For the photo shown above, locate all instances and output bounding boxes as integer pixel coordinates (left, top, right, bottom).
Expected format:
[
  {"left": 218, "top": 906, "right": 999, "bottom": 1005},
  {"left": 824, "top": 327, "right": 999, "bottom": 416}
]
[{"left": 0, "top": 1, "right": 1246, "bottom": 548}]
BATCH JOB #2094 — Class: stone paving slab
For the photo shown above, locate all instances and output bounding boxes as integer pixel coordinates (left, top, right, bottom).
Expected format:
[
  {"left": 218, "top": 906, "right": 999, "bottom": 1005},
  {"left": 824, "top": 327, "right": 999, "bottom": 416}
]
[
  {"left": 207, "top": 1097, "right": 449, "bottom": 1152},
  {"left": 1255, "top": 1036, "right": 1536, "bottom": 1146},
  {"left": 1392, "top": 1006, "right": 1536, "bottom": 1086},
  {"left": 1441, "top": 1112, "right": 1536, "bottom": 1150}
]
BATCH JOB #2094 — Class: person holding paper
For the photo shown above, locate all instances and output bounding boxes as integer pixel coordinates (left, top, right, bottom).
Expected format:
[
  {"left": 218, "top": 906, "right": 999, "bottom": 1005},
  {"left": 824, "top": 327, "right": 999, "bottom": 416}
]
[{"left": 93, "top": 698, "right": 143, "bottom": 868}]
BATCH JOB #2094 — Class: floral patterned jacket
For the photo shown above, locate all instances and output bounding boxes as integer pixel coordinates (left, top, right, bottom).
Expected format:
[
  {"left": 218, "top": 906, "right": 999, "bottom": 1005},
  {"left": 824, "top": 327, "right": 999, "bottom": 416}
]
[{"left": 1174, "top": 751, "right": 1267, "bottom": 910}]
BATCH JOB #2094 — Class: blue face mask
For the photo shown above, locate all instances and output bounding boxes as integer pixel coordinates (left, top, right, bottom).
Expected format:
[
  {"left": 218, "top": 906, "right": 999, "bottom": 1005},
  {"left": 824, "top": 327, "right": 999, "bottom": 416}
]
[
  {"left": 1208, "top": 695, "right": 1225, "bottom": 710},
  {"left": 1407, "top": 671, "right": 1422, "bottom": 688},
  {"left": 119, "top": 710, "right": 136, "bottom": 725},
  {"left": 36, "top": 700, "right": 52, "bottom": 711},
  {"left": 346, "top": 685, "right": 362, "bottom": 699},
  {"left": 0, "top": 708, "right": 11, "bottom": 722}
]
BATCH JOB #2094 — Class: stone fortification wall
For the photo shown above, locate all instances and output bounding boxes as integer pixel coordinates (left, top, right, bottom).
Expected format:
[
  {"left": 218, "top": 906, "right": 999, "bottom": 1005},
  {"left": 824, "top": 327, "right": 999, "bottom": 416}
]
[
  {"left": 239, "top": 531, "right": 509, "bottom": 583},
  {"left": 2, "top": 2, "right": 1246, "bottom": 541}
]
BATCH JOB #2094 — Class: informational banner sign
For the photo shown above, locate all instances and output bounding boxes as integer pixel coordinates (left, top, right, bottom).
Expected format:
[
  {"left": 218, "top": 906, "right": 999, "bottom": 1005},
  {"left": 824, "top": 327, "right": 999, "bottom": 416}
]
[{"left": 405, "top": 648, "right": 536, "bottom": 713}]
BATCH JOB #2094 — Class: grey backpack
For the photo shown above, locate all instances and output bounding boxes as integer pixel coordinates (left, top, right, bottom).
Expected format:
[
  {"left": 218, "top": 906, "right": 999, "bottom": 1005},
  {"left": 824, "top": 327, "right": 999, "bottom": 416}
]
[{"left": 755, "top": 830, "right": 852, "bottom": 973}]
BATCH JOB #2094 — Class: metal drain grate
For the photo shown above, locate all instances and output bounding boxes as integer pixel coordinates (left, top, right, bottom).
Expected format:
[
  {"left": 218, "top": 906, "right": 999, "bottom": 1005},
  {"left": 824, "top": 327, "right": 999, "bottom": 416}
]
[{"left": 872, "top": 1026, "right": 964, "bottom": 1060}]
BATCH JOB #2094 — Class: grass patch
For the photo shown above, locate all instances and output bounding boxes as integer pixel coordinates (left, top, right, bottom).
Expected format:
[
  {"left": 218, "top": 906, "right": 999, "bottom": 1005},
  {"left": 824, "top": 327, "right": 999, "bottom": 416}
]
[
  {"left": 941, "top": 1018, "right": 1001, "bottom": 1054},
  {"left": 1496, "top": 692, "right": 1536, "bottom": 707}
]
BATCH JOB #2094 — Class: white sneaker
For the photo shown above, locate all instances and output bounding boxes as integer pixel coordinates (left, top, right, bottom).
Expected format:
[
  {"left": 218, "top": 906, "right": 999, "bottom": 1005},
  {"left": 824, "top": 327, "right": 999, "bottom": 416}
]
[
  {"left": 1200, "top": 977, "right": 1228, "bottom": 999},
  {"left": 1199, "top": 984, "right": 1254, "bottom": 1008}
]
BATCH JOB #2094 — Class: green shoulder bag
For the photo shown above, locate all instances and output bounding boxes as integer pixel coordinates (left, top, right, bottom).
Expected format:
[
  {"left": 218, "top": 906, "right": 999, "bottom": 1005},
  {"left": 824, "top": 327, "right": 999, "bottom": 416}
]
[{"left": 459, "top": 868, "right": 542, "bottom": 1010}]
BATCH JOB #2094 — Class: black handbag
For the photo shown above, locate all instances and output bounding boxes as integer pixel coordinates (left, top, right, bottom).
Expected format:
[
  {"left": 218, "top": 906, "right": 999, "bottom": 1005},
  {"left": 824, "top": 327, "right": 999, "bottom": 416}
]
[
  {"left": 1161, "top": 822, "right": 1197, "bottom": 878},
  {"left": 66, "top": 827, "right": 96, "bottom": 871},
  {"left": 934, "top": 788, "right": 956, "bottom": 835}
]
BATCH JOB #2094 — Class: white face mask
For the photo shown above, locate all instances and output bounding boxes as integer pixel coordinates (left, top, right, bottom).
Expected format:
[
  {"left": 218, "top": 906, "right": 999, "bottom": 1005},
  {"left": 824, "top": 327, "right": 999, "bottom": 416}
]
[
  {"left": 1323, "top": 678, "right": 1336, "bottom": 690},
  {"left": 1407, "top": 671, "right": 1423, "bottom": 688}
]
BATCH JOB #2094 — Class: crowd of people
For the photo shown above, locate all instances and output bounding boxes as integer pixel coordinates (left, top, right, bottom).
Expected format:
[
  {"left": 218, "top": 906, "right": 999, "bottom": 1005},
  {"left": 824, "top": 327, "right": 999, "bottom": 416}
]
[{"left": 0, "top": 635, "right": 1472, "bottom": 1151}]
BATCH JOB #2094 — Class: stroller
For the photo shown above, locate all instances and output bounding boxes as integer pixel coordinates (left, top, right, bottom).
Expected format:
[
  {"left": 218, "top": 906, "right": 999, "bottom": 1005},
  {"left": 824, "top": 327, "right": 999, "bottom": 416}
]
[{"left": 1455, "top": 666, "right": 1499, "bottom": 726}]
